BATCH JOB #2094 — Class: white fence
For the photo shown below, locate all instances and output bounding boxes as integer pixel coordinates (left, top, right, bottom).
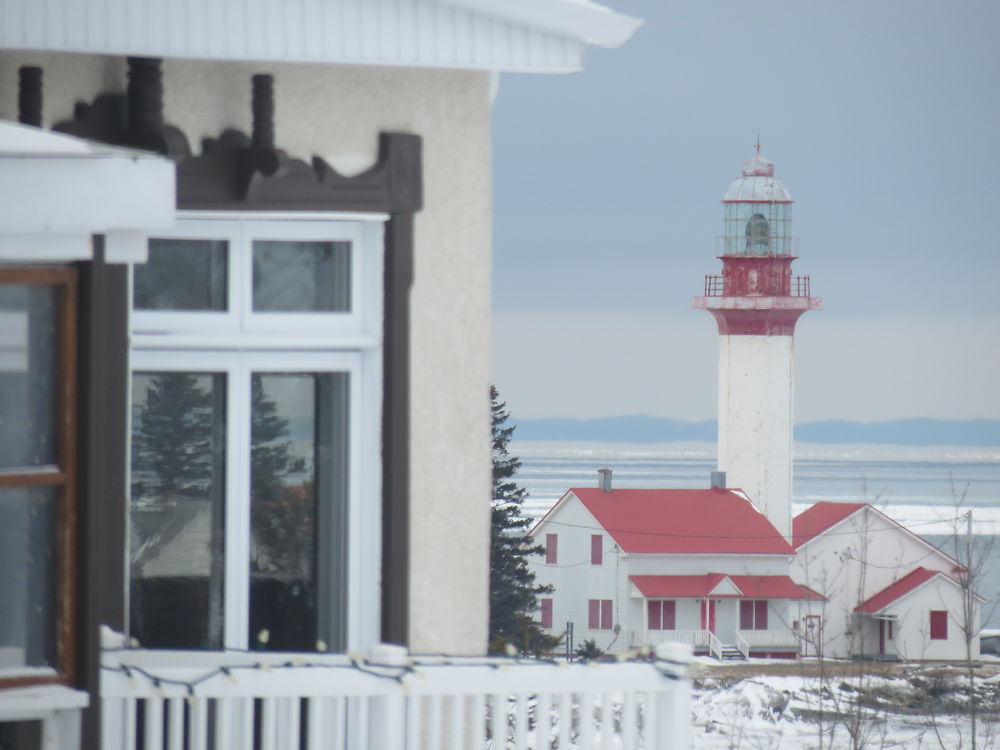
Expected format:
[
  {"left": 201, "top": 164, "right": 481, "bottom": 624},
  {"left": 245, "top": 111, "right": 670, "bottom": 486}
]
[
  {"left": 628, "top": 629, "right": 711, "bottom": 651},
  {"left": 100, "top": 646, "right": 692, "bottom": 749}
]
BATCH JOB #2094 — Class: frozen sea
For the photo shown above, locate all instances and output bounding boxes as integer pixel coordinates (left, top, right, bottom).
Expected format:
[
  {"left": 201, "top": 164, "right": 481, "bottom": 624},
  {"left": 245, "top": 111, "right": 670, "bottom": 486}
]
[{"left": 512, "top": 440, "right": 1000, "bottom": 627}]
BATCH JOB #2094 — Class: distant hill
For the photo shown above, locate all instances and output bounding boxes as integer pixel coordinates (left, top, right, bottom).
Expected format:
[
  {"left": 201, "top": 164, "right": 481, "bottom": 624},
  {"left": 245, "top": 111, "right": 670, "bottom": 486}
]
[{"left": 514, "top": 416, "right": 1000, "bottom": 447}]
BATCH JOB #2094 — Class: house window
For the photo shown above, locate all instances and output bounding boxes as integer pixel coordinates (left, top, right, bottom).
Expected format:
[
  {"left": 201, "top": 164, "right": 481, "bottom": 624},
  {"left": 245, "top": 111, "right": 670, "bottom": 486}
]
[
  {"left": 591, "top": 534, "right": 603, "bottom": 565},
  {"left": 647, "top": 600, "right": 676, "bottom": 630},
  {"left": 930, "top": 610, "right": 948, "bottom": 640},
  {"left": 740, "top": 600, "right": 769, "bottom": 630},
  {"left": 540, "top": 598, "right": 553, "bottom": 629},
  {"left": 545, "top": 533, "right": 558, "bottom": 564},
  {"left": 128, "top": 215, "right": 383, "bottom": 653},
  {"left": 588, "top": 599, "right": 613, "bottom": 630},
  {"left": 0, "top": 268, "right": 76, "bottom": 685}
]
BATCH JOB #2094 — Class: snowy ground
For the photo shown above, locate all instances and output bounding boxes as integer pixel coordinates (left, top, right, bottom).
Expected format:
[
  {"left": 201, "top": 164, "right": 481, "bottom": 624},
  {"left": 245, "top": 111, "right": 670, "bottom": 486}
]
[{"left": 690, "top": 657, "right": 1000, "bottom": 749}]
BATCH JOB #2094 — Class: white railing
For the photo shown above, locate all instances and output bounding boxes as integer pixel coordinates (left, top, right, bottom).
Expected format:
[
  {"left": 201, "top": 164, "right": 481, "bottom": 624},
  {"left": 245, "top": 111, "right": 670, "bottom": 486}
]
[
  {"left": 707, "top": 632, "right": 725, "bottom": 660},
  {"left": 100, "top": 645, "right": 692, "bottom": 750},
  {"left": 628, "top": 629, "right": 710, "bottom": 651},
  {"left": 735, "top": 632, "right": 750, "bottom": 659},
  {"left": 736, "top": 629, "right": 799, "bottom": 649}
]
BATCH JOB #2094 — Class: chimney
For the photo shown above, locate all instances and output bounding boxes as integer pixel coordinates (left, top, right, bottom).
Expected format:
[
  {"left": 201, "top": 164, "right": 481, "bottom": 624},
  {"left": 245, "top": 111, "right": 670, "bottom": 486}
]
[
  {"left": 598, "top": 468, "right": 613, "bottom": 492},
  {"left": 710, "top": 470, "right": 726, "bottom": 489}
]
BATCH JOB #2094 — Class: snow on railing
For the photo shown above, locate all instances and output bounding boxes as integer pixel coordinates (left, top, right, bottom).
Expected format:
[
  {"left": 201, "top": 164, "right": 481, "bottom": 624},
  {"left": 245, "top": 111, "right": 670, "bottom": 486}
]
[{"left": 100, "top": 643, "right": 693, "bottom": 750}]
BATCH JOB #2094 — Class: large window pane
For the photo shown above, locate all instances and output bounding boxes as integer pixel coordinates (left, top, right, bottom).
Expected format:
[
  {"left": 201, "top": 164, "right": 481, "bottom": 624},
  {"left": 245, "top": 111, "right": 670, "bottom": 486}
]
[
  {"left": 0, "top": 488, "right": 57, "bottom": 672},
  {"left": 134, "top": 239, "right": 228, "bottom": 311},
  {"left": 130, "top": 372, "right": 226, "bottom": 649},
  {"left": 250, "top": 372, "right": 349, "bottom": 652},
  {"left": 0, "top": 284, "right": 57, "bottom": 469},
  {"left": 252, "top": 241, "right": 351, "bottom": 312}
]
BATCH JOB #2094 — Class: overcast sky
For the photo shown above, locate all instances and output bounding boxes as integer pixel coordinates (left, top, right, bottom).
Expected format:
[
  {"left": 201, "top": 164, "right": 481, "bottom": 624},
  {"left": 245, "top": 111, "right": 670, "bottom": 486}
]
[{"left": 490, "top": 0, "right": 999, "bottom": 424}]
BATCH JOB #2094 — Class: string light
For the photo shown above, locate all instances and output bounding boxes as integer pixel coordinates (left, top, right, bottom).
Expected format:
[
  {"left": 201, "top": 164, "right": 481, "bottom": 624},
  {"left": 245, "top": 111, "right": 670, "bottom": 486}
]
[{"left": 100, "top": 650, "right": 689, "bottom": 697}]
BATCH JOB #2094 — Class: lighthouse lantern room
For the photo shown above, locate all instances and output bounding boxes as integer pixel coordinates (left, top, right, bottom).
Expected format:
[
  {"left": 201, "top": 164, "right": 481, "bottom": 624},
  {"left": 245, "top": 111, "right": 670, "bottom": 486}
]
[{"left": 693, "top": 149, "right": 821, "bottom": 540}]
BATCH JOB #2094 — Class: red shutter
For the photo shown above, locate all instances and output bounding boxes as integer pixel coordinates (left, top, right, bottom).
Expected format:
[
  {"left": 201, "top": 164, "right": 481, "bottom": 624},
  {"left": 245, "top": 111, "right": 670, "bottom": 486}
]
[
  {"left": 601, "top": 600, "right": 613, "bottom": 630},
  {"left": 540, "top": 598, "right": 553, "bottom": 629},
  {"left": 930, "top": 610, "right": 948, "bottom": 640},
  {"left": 648, "top": 601, "right": 661, "bottom": 630},
  {"left": 591, "top": 534, "right": 603, "bottom": 565},
  {"left": 546, "top": 534, "right": 557, "bottom": 564},
  {"left": 739, "top": 600, "right": 754, "bottom": 630},
  {"left": 754, "top": 600, "right": 768, "bottom": 630},
  {"left": 663, "top": 600, "right": 676, "bottom": 630},
  {"left": 588, "top": 600, "right": 600, "bottom": 629}
]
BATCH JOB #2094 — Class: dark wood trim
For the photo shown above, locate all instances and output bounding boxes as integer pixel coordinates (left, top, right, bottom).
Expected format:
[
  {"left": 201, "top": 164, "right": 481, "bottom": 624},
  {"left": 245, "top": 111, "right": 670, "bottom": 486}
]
[
  {"left": 380, "top": 213, "right": 414, "bottom": 646},
  {"left": 18, "top": 66, "right": 43, "bottom": 127},
  {"left": 0, "top": 266, "right": 77, "bottom": 690},
  {"left": 75, "top": 240, "right": 130, "bottom": 749},
  {"left": 51, "top": 69, "right": 423, "bottom": 651},
  {"left": 0, "top": 472, "right": 69, "bottom": 487},
  {"left": 57, "top": 272, "right": 78, "bottom": 685}
]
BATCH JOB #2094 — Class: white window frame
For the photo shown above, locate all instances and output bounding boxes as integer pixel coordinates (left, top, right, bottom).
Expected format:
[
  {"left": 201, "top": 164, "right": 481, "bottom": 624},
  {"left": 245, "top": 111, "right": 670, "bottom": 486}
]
[{"left": 128, "top": 211, "right": 385, "bottom": 654}]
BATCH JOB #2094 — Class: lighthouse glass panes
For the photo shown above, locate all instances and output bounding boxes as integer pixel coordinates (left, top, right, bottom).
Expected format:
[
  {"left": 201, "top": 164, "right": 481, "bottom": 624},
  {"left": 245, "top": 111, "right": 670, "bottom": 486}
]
[
  {"left": 722, "top": 201, "right": 794, "bottom": 256},
  {"left": 129, "top": 215, "right": 382, "bottom": 654}
]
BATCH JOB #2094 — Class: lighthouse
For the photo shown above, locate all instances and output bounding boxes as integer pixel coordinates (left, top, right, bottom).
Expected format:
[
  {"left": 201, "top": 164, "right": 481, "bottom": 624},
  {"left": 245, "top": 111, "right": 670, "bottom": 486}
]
[{"left": 693, "top": 148, "right": 821, "bottom": 540}]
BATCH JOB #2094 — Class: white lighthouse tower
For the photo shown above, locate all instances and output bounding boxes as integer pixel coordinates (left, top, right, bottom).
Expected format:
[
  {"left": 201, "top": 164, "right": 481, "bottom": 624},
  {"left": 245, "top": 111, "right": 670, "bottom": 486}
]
[{"left": 693, "top": 148, "right": 821, "bottom": 540}]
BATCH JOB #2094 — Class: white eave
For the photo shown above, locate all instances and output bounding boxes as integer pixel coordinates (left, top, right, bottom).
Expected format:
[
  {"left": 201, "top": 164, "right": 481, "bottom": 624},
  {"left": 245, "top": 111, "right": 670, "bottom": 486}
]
[
  {"left": 0, "top": 0, "right": 642, "bottom": 74},
  {"left": 0, "top": 121, "right": 175, "bottom": 263}
]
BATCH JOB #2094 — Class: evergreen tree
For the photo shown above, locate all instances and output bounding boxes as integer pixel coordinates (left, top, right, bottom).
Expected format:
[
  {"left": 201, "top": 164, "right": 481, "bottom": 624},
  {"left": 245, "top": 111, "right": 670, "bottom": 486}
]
[
  {"left": 489, "top": 386, "right": 559, "bottom": 655},
  {"left": 131, "top": 373, "right": 215, "bottom": 498}
]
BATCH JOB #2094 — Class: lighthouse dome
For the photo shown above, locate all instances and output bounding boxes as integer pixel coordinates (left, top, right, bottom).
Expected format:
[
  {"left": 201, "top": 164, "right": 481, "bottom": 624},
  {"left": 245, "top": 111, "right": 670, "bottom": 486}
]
[{"left": 723, "top": 154, "right": 792, "bottom": 203}]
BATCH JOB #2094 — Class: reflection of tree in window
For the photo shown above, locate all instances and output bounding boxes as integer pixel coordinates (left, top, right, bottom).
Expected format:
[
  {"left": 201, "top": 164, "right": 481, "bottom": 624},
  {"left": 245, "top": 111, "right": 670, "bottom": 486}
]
[
  {"left": 129, "top": 372, "right": 225, "bottom": 650},
  {"left": 745, "top": 213, "right": 770, "bottom": 253},
  {"left": 250, "top": 374, "right": 312, "bottom": 580},
  {"left": 250, "top": 374, "right": 320, "bottom": 651},
  {"left": 131, "top": 374, "right": 215, "bottom": 501}
]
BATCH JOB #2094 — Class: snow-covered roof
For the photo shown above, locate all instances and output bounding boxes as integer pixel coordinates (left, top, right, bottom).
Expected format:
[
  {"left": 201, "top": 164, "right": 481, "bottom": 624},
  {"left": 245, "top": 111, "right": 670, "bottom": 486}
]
[
  {"left": 536, "top": 487, "right": 794, "bottom": 556},
  {"left": 723, "top": 154, "right": 793, "bottom": 203},
  {"left": 0, "top": 0, "right": 641, "bottom": 74},
  {"left": 0, "top": 121, "right": 174, "bottom": 261}
]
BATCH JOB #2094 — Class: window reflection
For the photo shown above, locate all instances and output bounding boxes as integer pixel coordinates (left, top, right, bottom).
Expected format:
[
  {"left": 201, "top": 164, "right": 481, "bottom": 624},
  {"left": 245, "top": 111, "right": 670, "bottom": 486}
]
[
  {"left": 129, "top": 372, "right": 226, "bottom": 649},
  {"left": 252, "top": 241, "right": 351, "bottom": 312},
  {"left": 250, "top": 373, "right": 349, "bottom": 652},
  {"left": 0, "top": 284, "right": 57, "bottom": 469},
  {"left": 0, "top": 488, "right": 57, "bottom": 671},
  {"left": 134, "top": 239, "right": 228, "bottom": 311}
]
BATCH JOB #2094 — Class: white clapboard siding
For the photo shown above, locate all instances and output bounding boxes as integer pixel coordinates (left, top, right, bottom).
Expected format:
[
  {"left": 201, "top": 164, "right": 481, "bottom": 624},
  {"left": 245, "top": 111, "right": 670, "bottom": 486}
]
[{"left": 0, "top": 0, "right": 597, "bottom": 73}]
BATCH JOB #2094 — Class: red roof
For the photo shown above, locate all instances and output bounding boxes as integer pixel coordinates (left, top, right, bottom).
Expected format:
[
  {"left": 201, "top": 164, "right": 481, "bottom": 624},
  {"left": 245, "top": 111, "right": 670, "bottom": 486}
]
[
  {"left": 796, "top": 583, "right": 828, "bottom": 602},
  {"left": 729, "top": 575, "right": 811, "bottom": 599},
  {"left": 631, "top": 574, "right": 814, "bottom": 599},
  {"left": 855, "top": 568, "right": 942, "bottom": 613},
  {"left": 630, "top": 574, "right": 729, "bottom": 598},
  {"left": 792, "top": 502, "right": 866, "bottom": 549},
  {"left": 571, "top": 488, "right": 794, "bottom": 555}
]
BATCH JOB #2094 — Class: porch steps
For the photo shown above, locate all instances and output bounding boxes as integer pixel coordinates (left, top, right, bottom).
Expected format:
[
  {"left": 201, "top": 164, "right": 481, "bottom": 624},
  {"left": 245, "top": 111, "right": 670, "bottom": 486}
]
[{"left": 717, "top": 644, "right": 745, "bottom": 661}]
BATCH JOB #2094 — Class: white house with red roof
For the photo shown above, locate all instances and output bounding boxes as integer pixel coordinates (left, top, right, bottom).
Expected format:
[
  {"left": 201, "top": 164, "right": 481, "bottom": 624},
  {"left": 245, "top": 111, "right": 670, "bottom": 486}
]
[
  {"left": 529, "top": 477, "right": 816, "bottom": 658},
  {"left": 791, "top": 502, "right": 982, "bottom": 661},
  {"left": 528, "top": 151, "right": 982, "bottom": 663}
]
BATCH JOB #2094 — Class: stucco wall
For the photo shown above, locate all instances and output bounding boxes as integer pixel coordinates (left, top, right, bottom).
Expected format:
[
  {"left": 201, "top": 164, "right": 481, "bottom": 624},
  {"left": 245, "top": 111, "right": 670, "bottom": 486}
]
[{"left": 0, "top": 51, "right": 493, "bottom": 654}]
